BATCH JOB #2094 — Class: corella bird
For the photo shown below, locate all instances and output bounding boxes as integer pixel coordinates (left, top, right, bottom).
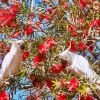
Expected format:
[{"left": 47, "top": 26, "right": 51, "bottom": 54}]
[
  {"left": 0, "top": 40, "right": 25, "bottom": 80},
  {"left": 59, "top": 44, "right": 100, "bottom": 84}
]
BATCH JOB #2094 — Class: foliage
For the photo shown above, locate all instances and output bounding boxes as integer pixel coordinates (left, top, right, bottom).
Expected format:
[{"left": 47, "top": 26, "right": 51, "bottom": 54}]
[{"left": 0, "top": 0, "right": 100, "bottom": 99}]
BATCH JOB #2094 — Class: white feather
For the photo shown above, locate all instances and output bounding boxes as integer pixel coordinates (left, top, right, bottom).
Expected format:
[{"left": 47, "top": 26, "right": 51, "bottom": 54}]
[
  {"left": 0, "top": 40, "right": 24, "bottom": 79},
  {"left": 59, "top": 49, "right": 100, "bottom": 83}
]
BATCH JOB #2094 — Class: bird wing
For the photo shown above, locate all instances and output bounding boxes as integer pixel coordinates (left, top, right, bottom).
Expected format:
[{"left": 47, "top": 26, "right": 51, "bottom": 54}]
[
  {"left": 1, "top": 52, "right": 16, "bottom": 79},
  {"left": 72, "top": 54, "right": 98, "bottom": 81}
]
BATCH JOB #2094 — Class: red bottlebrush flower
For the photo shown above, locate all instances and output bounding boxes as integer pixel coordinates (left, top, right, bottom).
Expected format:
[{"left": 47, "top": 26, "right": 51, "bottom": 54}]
[
  {"left": 39, "top": 13, "right": 52, "bottom": 21},
  {"left": 0, "top": 90, "right": 9, "bottom": 100},
  {"left": 79, "top": 0, "right": 88, "bottom": 9},
  {"left": 32, "top": 79, "right": 43, "bottom": 89},
  {"left": 66, "top": 41, "right": 78, "bottom": 52},
  {"left": 62, "top": 2, "right": 69, "bottom": 10},
  {"left": 68, "top": 77, "right": 79, "bottom": 92},
  {"left": 9, "top": 22, "right": 18, "bottom": 28},
  {"left": 88, "top": 45, "right": 95, "bottom": 53},
  {"left": 71, "top": 32, "right": 78, "bottom": 37},
  {"left": 78, "top": 42, "right": 86, "bottom": 51},
  {"left": 45, "top": 79, "right": 53, "bottom": 89},
  {"left": 10, "top": 31, "right": 21, "bottom": 38},
  {"left": 47, "top": 8, "right": 53, "bottom": 14},
  {"left": 29, "top": 74, "right": 35, "bottom": 81},
  {"left": 60, "top": 79, "right": 67, "bottom": 87},
  {"left": 42, "top": 0, "right": 48, "bottom": 3},
  {"left": 38, "top": 44, "right": 47, "bottom": 54},
  {"left": 22, "top": 51, "right": 29, "bottom": 61},
  {"left": 45, "top": 15, "right": 53, "bottom": 21},
  {"left": 50, "top": 64, "right": 66, "bottom": 74},
  {"left": 45, "top": 38, "right": 55, "bottom": 48},
  {"left": 0, "top": 41, "right": 6, "bottom": 49},
  {"left": 69, "top": 25, "right": 78, "bottom": 37},
  {"left": 29, "top": 13, "right": 35, "bottom": 19},
  {"left": 69, "top": 25, "right": 76, "bottom": 32},
  {"left": 78, "top": 18, "right": 84, "bottom": 23},
  {"left": 24, "top": 26, "right": 34, "bottom": 35},
  {"left": 90, "top": 19, "right": 100, "bottom": 27},
  {"left": 1, "top": 14, "right": 16, "bottom": 27},
  {"left": 33, "top": 54, "right": 44, "bottom": 67},
  {"left": 58, "top": 94, "right": 66, "bottom": 100},
  {"left": 26, "top": 96, "right": 35, "bottom": 100},
  {"left": 83, "top": 94, "right": 94, "bottom": 100},
  {"left": 9, "top": 5, "right": 19, "bottom": 14},
  {"left": 39, "top": 13, "right": 46, "bottom": 21},
  {"left": 0, "top": 0, "right": 8, "bottom": 3}
]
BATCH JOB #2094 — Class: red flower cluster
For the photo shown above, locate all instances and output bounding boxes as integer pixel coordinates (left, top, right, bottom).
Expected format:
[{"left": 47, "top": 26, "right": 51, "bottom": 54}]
[
  {"left": 26, "top": 96, "right": 35, "bottom": 100},
  {"left": 88, "top": 45, "right": 95, "bottom": 53},
  {"left": 82, "top": 94, "right": 94, "bottom": 100},
  {"left": 78, "top": 18, "right": 84, "bottom": 24},
  {"left": 47, "top": 8, "right": 53, "bottom": 14},
  {"left": 0, "top": 41, "right": 6, "bottom": 49},
  {"left": 39, "top": 13, "right": 53, "bottom": 21},
  {"left": 69, "top": 25, "right": 76, "bottom": 32},
  {"left": 62, "top": 2, "right": 69, "bottom": 10},
  {"left": 0, "top": 14, "right": 16, "bottom": 27},
  {"left": 29, "top": 13, "right": 35, "bottom": 19},
  {"left": 90, "top": 19, "right": 100, "bottom": 27},
  {"left": 58, "top": 93, "right": 66, "bottom": 100},
  {"left": 0, "top": 3, "right": 19, "bottom": 27},
  {"left": 44, "top": 38, "right": 55, "bottom": 48},
  {"left": 45, "top": 79, "right": 53, "bottom": 89},
  {"left": 32, "top": 79, "right": 43, "bottom": 89},
  {"left": 34, "top": 38, "right": 55, "bottom": 67},
  {"left": 68, "top": 77, "right": 79, "bottom": 92},
  {"left": 66, "top": 41, "right": 86, "bottom": 52},
  {"left": 79, "top": 0, "right": 89, "bottom": 9},
  {"left": 78, "top": 42, "right": 86, "bottom": 51},
  {"left": 50, "top": 64, "right": 66, "bottom": 74},
  {"left": 24, "top": 26, "right": 34, "bottom": 35},
  {"left": 42, "top": 0, "right": 48, "bottom": 3},
  {"left": 0, "top": 90, "right": 9, "bottom": 100},
  {"left": 10, "top": 31, "right": 21, "bottom": 38},
  {"left": 29, "top": 74, "right": 35, "bottom": 81},
  {"left": 33, "top": 54, "right": 45, "bottom": 67},
  {"left": 38, "top": 44, "right": 47, "bottom": 54},
  {"left": 60, "top": 79, "right": 67, "bottom": 87},
  {"left": 22, "top": 50, "right": 30, "bottom": 61},
  {"left": 69, "top": 25, "right": 78, "bottom": 37},
  {"left": 9, "top": 22, "right": 18, "bottom": 28},
  {"left": 38, "top": 38, "right": 55, "bottom": 54},
  {"left": 9, "top": 5, "right": 19, "bottom": 14},
  {"left": 66, "top": 41, "right": 78, "bottom": 52},
  {"left": 0, "top": 0, "right": 8, "bottom": 3}
]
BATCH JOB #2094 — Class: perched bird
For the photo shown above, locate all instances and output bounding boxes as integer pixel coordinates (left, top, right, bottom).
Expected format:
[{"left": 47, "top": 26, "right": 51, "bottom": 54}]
[
  {"left": 59, "top": 48, "right": 100, "bottom": 84},
  {"left": 0, "top": 40, "right": 25, "bottom": 80}
]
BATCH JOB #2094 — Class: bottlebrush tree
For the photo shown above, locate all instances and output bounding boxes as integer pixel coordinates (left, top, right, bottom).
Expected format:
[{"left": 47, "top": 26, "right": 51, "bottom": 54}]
[{"left": 0, "top": 0, "right": 100, "bottom": 99}]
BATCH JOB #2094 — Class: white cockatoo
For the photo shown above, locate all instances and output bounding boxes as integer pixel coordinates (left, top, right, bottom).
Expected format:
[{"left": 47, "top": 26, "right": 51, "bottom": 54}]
[
  {"left": 59, "top": 46, "right": 100, "bottom": 84},
  {"left": 0, "top": 40, "right": 25, "bottom": 80}
]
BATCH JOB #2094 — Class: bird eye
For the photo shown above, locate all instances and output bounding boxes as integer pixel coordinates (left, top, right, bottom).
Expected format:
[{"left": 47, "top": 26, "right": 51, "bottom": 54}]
[
  {"left": 65, "top": 56, "right": 68, "bottom": 59},
  {"left": 61, "top": 59, "right": 67, "bottom": 65},
  {"left": 20, "top": 44, "right": 25, "bottom": 50}
]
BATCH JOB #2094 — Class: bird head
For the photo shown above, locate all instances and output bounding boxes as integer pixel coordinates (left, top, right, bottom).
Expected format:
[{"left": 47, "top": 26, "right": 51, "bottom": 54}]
[
  {"left": 59, "top": 49, "right": 73, "bottom": 65},
  {"left": 15, "top": 40, "right": 25, "bottom": 51},
  {"left": 59, "top": 41, "right": 73, "bottom": 65},
  {"left": 11, "top": 40, "right": 25, "bottom": 53}
]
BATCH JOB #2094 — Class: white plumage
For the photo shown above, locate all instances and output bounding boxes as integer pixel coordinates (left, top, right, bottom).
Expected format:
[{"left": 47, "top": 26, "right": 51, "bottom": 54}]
[
  {"left": 0, "top": 40, "right": 25, "bottom": 80},
  {"left": 59, "top": 49, "right": 100, "bottom": 84}
]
